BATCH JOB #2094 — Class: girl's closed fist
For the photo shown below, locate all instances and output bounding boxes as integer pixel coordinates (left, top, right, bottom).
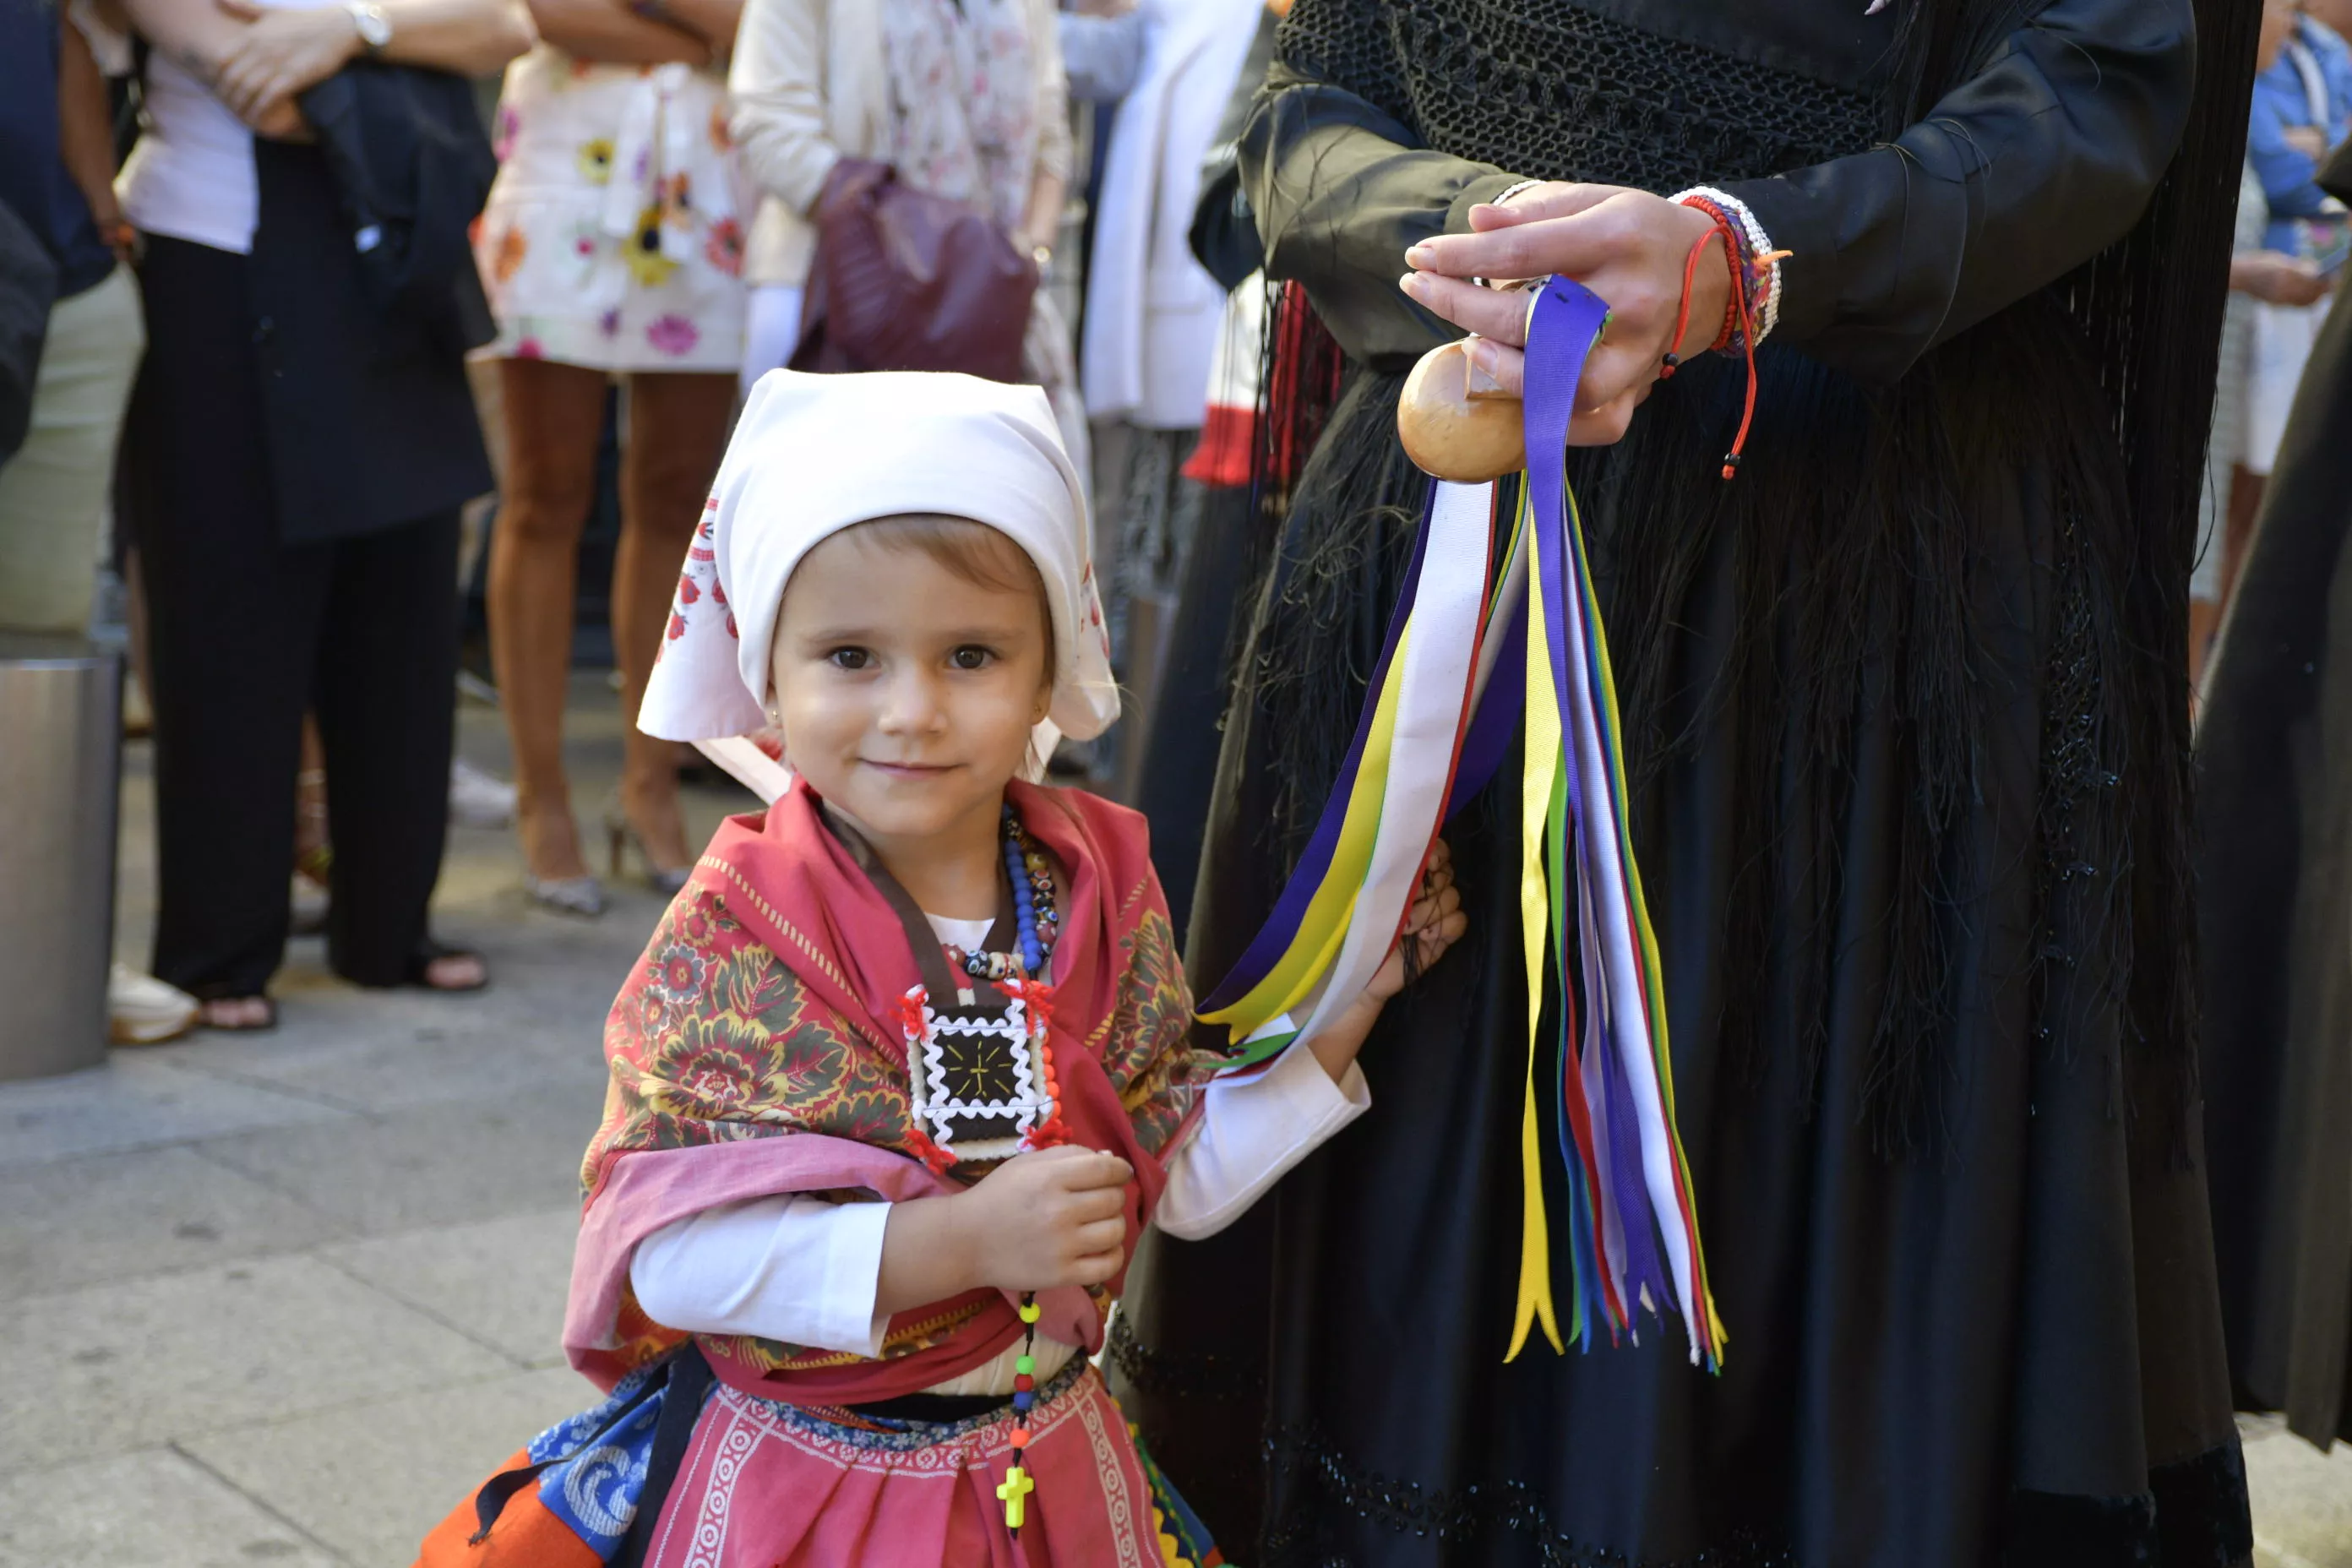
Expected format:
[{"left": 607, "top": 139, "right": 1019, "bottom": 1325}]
[{"left": 958, "top": 1145, "right": 1133, "bottom": 1293}]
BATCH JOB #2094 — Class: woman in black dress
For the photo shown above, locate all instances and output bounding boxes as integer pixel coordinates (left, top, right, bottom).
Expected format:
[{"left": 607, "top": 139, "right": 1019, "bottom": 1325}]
[
  {"left": 1110, "top": 1, "right": 2261, "bottom": 1564},
  {"left": 2198, "top": 138, "right": 2352, "bottom": 1456}
]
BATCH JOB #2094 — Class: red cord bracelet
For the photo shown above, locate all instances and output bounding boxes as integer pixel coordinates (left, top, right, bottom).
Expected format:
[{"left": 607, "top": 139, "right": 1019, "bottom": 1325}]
[{"left": 1673, "top": 197, "right": 1762, "bottom": 481}]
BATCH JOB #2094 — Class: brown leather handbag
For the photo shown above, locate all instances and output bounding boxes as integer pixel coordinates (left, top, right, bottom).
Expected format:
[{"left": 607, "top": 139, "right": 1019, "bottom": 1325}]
[{"left": 791, "top": 158, "right": 1037, "bottom": 383}]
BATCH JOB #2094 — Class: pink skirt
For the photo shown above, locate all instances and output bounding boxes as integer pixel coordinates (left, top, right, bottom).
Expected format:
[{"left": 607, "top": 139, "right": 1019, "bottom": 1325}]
[{"left": 637, "top": 1364, "right": 1167, "bottom": 1567}]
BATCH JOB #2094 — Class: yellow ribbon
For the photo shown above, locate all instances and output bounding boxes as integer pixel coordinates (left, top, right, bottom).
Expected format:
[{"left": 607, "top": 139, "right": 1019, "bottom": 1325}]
[
  {"left": 1508, "top": 491, "right": 1564, "bottom": 1361},
  {"left": 1200, "top": 625, "right": 1413, "bottom": 1041}
]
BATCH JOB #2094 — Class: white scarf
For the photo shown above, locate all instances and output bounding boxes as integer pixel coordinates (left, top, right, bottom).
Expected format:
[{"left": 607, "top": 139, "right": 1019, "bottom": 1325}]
[{"left": 637, "top": 369, "right": 1118, "bottom": 758}]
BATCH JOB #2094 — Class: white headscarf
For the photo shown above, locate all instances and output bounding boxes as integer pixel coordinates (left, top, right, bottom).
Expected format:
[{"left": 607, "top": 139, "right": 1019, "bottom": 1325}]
[{"left": 638, "top": 369, "right": 1118, "bottom": 750}]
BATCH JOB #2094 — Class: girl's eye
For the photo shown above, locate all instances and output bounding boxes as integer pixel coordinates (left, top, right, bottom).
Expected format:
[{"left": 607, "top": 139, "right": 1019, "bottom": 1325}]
[
  {"left": 826, "top": 647, "right": 872, "bottom": 671},
  {"left": 950, "top": 646, "right": 995, "bottom": 672}
]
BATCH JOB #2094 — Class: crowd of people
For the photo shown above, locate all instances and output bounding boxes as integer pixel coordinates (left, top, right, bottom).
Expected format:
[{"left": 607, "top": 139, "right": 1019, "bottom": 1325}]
[
  {"left": 1, "top": 0, "right": 1266, "bottom": 1035},
  {"left": 7, "top": 0, "right": 2352, "bottom": 1562}
]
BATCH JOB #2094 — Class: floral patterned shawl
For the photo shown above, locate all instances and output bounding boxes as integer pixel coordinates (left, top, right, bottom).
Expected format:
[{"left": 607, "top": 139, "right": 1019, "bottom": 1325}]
[
  {"left": 881, "top": 0, "right": 1038, "bottom": 239},
  {"left": 563, "top": 777, "right": 1203, "bottom": 1403}
]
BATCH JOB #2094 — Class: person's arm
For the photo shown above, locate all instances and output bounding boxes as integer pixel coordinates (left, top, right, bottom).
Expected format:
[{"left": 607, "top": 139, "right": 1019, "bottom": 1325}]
[
  {"left": 1704, "top": 0, "right": 2194, "bottom": 378},
  {"left": 1264, "top": 0, "right": 2192, "bottom": 409},
  {"left": 629, "top": 1194, "right": 896, "bottom": 1354},
  {"left": 523, "top": 0, "right": 705, "bottom": 64},
  {"left": 648, "top": 0, "right": 736, "bottom": 57},
  {"left": 1023, "top": 0, "right": 1071, "bottom": 253},
  {"left": 207, "top": 0, "right": 536, "bottom": 127},
  {"left": 56, "top": 14, "right": 129, "bottom": 260},
  {"left": 2250, "top": 76, "right": 2333, "bottom": 220},
  {"left": 1236, "top": 63, "right": 1522, "bottom": 367},
  {"left": 117, "top": 0, "right": 300, "bottom": 133},
  {"left": 629, "top": 1145, "right": 1139, "bottom": 1346},
  {"left": 727, "top": 0, "right": 841, "bottom": 215},
  {"left": 2233, "top": 250, "right": 2332, "bottom": 306},
  {"left": 1154, "top": 1037, "right": 1370, "bottom": 1241}
]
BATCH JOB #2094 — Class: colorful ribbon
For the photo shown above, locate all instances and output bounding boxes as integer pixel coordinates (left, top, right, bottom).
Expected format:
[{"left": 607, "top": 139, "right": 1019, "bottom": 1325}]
[{"left": 1198, "top": 277, "right": 1723, "bottom": 1370}]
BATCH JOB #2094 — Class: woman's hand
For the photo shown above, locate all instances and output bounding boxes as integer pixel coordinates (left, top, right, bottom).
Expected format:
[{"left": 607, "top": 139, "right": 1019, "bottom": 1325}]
[
  {"left": 954, "top": 1146, "right": 1134, "bottom": 1294},
  {"left": 2233, "top": 249, "right": 2333, "bottom": 307},
  {"left": 212, "top": 0, "right": 357, "bottom": 124},
  {"left": 1399, "top": 183, "right": 1729, "bottom": 445}
]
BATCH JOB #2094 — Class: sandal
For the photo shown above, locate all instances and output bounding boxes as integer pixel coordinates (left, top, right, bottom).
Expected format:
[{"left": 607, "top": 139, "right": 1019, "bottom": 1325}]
[
  {"left": 408, "top": 942, "right": 490, "bottom": 994},
  {"left": 197, "top": 995, "right": 279, "bottom": 1032}
]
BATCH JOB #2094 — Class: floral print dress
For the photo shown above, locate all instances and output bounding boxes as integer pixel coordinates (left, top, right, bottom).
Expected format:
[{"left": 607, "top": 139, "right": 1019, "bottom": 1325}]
[{"left": 475, "top": 46, "right": 748, "bottom": 373}]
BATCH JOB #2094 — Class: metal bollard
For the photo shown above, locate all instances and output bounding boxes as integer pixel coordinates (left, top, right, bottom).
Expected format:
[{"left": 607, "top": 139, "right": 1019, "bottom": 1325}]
[{"left": 0, "top": 634, "right": 119, "bottom": 1081}]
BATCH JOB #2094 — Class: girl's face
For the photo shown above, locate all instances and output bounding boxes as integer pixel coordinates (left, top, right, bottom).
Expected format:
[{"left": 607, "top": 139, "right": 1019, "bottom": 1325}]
[{"left": 770, "top": 522, "right": 1053, "bottom": 854}]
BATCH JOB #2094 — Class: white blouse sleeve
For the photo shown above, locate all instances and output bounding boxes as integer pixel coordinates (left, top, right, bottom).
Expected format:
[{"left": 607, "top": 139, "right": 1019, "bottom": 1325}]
[
  {"left": 629, "top": 1194, "right": 893, "bottom": 1357},
  {"left": 1153, "top": 1040, "right": 1371, "bottom": 1242}
]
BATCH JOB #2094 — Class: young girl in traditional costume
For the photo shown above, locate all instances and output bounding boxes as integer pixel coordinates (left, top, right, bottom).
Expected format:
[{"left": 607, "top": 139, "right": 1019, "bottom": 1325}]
[{"left": 415, "top": 368, "right": 1464, "bottom": 1567}]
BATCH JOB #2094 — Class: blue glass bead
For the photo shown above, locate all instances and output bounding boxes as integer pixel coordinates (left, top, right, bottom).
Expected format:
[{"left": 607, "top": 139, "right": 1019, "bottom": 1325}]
[{"left": 1012, "top": 1391, "right": 1035, "bottom": 1413}]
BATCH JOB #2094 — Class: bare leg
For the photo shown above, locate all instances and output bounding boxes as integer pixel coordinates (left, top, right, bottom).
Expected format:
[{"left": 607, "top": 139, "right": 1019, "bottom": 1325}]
[
  {"left": 611, "top": 372, "right": 735, "bottom": 877},
  {"left": 2188, "top": 596, "right": 2220, "bottom": 700},
  {"left": 295, "top": 716, "right": 328, "bottom": 878},
  {"left": 2219, "top": 465, "right": 2266, "bottom": 612},
  {"left": 486, "top": 357, "right": 611, "bottom": 884}
]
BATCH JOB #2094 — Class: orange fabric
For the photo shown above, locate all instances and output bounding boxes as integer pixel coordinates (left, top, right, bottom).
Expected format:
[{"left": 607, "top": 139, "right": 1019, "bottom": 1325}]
[{"left": 412, "top": 1451, "right": 605, "bottom": 1568}]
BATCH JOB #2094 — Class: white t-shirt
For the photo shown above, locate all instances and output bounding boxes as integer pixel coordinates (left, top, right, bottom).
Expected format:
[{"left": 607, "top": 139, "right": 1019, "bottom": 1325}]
[{"left": 117, "top": 0, "right": 344, "bottom": 258}]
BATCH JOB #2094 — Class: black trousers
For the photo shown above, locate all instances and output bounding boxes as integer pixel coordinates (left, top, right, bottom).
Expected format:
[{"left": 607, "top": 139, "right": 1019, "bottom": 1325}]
[{"left": 125, "top": 235, "right": 458, "bottom": 997}]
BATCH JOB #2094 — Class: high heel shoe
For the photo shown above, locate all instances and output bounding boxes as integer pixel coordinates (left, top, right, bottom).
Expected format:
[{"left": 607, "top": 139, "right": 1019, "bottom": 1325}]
[
  {"left": 607, "top": 805, "right": 691, "bottom": 896},
  {"left": 525, "top": 873, "right": 607, "bottom": 917}
]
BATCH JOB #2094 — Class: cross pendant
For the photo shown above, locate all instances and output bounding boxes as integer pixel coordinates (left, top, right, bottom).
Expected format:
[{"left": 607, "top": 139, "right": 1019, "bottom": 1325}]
[{"left": 997, "top": 1463, "right": 1035, "bottom": 1532}]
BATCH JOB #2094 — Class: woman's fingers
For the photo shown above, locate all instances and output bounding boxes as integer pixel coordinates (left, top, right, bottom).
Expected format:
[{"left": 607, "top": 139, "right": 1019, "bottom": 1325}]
[
  {"left": 1465, "top": 181, "right": 1621, "bottom": 231},
  {"left": 1568, "top": 385, "right": 1644, "bottom": 448},
  {"left": 1579, "top": 339, "right": 1663, "bottom": 412},
  {"left": 1408, "top": 204, "right": 1633, "bottom": 288},
  {"left": 1399, "top": 270, "right": 1535, "bottom": 345}
]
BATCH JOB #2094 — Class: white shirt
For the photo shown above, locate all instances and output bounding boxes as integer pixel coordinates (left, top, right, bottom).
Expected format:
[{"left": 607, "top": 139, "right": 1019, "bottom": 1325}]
[
  {"left": 117, "top": 0, "right": 343, "bottom": 257},
  {"left": 629, "top": 912, "right": 1369, "bottom": 1393}
]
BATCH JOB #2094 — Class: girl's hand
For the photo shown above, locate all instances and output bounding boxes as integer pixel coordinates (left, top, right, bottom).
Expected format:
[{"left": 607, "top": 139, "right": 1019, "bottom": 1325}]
[
  {"left": 1361, "top": 838, "right": 1466, "bottom": 1007},
  {"left": 213, "top": 0, "right": 358, "bottom": 124},
  {"left": 1300, "top": 841, "right": 1467, "bottom": 1084},
  {"left": 957, "top": 1145, "right": 1133, "bottom": 1294},
  {"left": 1398, "top": 184, "right": 1728, "bottom": 445}
]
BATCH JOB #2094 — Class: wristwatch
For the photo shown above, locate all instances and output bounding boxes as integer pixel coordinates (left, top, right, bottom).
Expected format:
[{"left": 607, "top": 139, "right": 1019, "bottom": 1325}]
[{"left": 346, "top": 0, "right": 393, "bottom": 55}]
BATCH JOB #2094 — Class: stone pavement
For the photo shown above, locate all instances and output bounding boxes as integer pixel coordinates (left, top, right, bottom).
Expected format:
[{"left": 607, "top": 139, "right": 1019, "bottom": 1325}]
[{"left": 3, "top": 681, "right": 2349, "bottom": 1566}]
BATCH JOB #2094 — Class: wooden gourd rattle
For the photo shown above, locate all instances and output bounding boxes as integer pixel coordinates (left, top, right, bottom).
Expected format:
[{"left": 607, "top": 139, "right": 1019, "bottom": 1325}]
[{"left": 1396, "top": 336, "right": 1525, "bottom": 482}]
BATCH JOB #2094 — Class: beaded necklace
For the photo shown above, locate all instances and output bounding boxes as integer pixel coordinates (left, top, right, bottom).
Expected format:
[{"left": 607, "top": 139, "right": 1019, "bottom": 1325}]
[
  {"left": 873, "top": 803, "right": 1062, "bottom": 1538},
  {"left": 954, "top": 806, "right": 1055, "bottom": 1538},
  {"left": 946, "top": 804, "right": 1059, "bottom": 981}
]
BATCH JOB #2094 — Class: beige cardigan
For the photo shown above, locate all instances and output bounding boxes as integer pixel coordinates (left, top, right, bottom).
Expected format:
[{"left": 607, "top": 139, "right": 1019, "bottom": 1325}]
[{"left": 727, "top": 0, "right": 1073, "bottom": 290}]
